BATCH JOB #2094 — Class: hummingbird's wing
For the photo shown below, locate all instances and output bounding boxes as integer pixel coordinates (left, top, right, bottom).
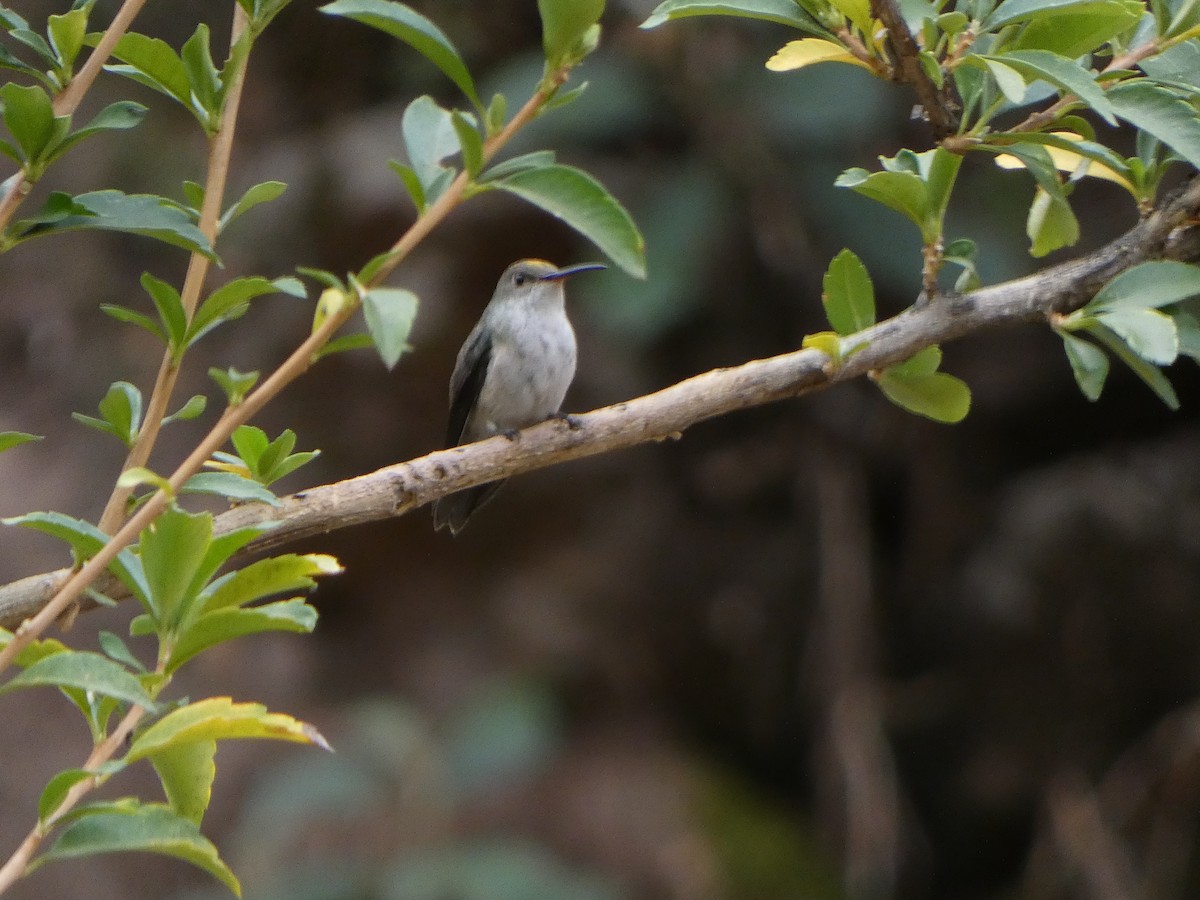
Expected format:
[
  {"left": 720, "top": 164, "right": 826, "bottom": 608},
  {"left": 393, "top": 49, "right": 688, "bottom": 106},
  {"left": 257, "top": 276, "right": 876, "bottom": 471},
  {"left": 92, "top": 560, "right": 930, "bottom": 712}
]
[
  {"left": 436, "top": 326, "right": 503, "bottom": 533},
  {"left": 446, "top": 326, "right": 492, "bottom": 447}
]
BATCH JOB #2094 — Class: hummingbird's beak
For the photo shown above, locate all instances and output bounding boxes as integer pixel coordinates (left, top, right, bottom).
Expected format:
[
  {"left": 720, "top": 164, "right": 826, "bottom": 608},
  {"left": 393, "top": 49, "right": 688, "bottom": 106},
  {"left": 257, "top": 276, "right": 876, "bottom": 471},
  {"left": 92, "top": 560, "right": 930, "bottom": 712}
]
[{"left": 540, "top": 262, "right": 607, "bottom": 281}]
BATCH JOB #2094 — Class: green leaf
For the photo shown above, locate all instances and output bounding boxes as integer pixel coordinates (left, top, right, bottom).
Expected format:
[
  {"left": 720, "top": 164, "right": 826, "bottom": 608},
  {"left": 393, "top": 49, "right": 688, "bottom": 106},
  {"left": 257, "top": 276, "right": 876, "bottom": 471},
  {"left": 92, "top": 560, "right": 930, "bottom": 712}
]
[
  {"left": 151, "top": 740, "right": 216, "bottom": 825},
  {"left": 922, "top": 148, "right": 962, "bottom": 232},
  {"left": 188, "top": 276, "right": 281, "bottom": 344},
  {"left": 835, "top": 168, "right": 930, "bottom": 238},
  {"left": 106, "top": 33, "right": 191, "bottom": 106},
  {"left": 1087, "top": 321, "right": 1180, "bottom": 408},
  {"left": 0, "top": 430, "right": 41, "bottom": 452},
  {"left": 48, "top": 101, "right": 148, "bottom": 162},
  {"left": 255, "top": 431, "right": 319, "bottom": 484},
  {"left": 180, "top": 24, "right": 220, "bottom": 122},
  {"left": 2, "top": 511, "right": 149, "bottom": 605},
  {"left": 0, "top": 43, "right": 42, "bottom": 82},
  {"left": 641, "top": 0, "right": 826, "bottom": 33},
  {"left": 139, "top": 506, "right": 215, "bottom": 628},
  {"left": 100, "top": 381, "right": 141, "bottom": 448},
  {"left": 889, "top": 344, "right": 942, "bottom": 377},
  {"left": 319, "top": 0, "right": 480, "bottom": 108},
  {"left": 202, "top": 554, "right": 341, "bottom": 613},
  {"left": 1060, "top": 330, "right": 1110, "bottom": 399},
  {"left": 9, "top": 29, "right": 56, "bottom": 67},
  {"left": 1007, "top": 1, "right": 1143, "bottom": 56},
  {"left": 986, "top": 0, "right": 1139, "bottom": 29},
  {"left": 209, "top": 367, "right": 259, "bottom": 406},
  {"left": 0, "top": 6, "right": 30, "bottom": 30},
  {"left": 388, "top": 161, "right": 426, "bottom": 211},
  {"left": 943, "top": 237, "right": 981, "bottom": 291},
  {"left": 141, "top": 273, "right": 187, "bottom": 353},
  {"left": 98, "top": 631, "right": 145, "bottom": 672},
  {"left": 992, "top": 50, "right": 1115, "bottom": 124},
  {"left": 219, "top": 181, "right": 286, "bottom": 231},
  {"left": 974, "top": 57, "right": 1027, "bottom": 104},
  {"left": 181, "top": 472, "right": 281, "bottom": 506},
  {"left": 116, "top": 466, "right": 172, "bottom": 496},
  {"left": 1095, "top": 307, "right": 1178, "bottom": 364},
  {"left": 1175, "top": 309, "right": 1200, "bottom": 361},
  {"left": 33, "top": 801, "right": 239, "bottom": 895},
  {"left": 166, "top": 599, "right": 318, "bottom": 673},
  {"left": 401, "top": 94, "right": 461, "bottom": 194},
  {"left": 127, "top": 697, "right": 330, "bottom": 763},
  {"left": 1108, "top": 80, "right": 1200, "bottom": 170},
  {"left": 39, "top": 770, "right": 93, "bottom": 824},
  {"left": 0, "top": 82, "right": 56, "bottom": 163},
  {"left": 313, "top": 332, "right": 375, "bottom": 360},
  {"left": 480, "top": 150, "right": 557, "bottom": 182},
  {"left": 1027, "top": 187, "right": 1080, "bottom": 257},
  {"left": 231, "top": 424, "right": 269, "bottom": 466},
  {"left": 362, "top": 287, "right": 419, "bottom": 369},
  {"left": 485, "top": 91, "right": 507, "bottom": 135},
  {"left": 539, "top": 0, "right": 605, "bottom": 66},
  {"left": 1086, "top": 260, "right": 1200, "bottom": 311},
  {"left": 72, "top": 381, "right": 142, "bottom": 446},
  {"left": 491, "top": 164, "right": 646, "bottom": 278},
  {"left": 9, "top": 190, "right": 216, "bottom": 258},
  {"left": 988, "top": 130, "right": 1134, "bottom": 188},
  {"left": 451, "top": 110, "right": 483, "bottom": 177},
  {"left": 0, "top": 650, "right": 157, "bottom": 708},
  {"left": 877, "top": 368, "right": 972, "bottom": 423},
  {"left": 47, "top": 8, "right": 88, "bottom": 69},
  {"left": 163, "top": 394, "right": 207, "bottom": 426},
  {"left": 272, "top": 275, "right": 307, "bottom": 299},
  {"left": 821, "top": 249, "right": 875, "bottom": 334}
]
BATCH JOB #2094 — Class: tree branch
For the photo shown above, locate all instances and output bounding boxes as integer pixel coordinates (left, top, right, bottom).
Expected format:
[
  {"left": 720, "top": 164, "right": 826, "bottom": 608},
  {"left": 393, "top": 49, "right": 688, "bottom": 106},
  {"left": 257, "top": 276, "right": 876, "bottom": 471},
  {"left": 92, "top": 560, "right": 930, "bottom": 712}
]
[
  {"left": 4, "top": 177, "right": 1200, "bottom": 632},
  {"left": 868, "top": 0, "right": 959, "bottom": 138}
]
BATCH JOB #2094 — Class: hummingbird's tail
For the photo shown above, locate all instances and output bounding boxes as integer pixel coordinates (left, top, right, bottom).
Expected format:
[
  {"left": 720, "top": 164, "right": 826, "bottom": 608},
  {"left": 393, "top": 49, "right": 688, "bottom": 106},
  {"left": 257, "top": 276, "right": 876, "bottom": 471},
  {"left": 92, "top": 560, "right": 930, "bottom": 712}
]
[{"left": 432, "top": 480, "right": 507, "bottom": 534}]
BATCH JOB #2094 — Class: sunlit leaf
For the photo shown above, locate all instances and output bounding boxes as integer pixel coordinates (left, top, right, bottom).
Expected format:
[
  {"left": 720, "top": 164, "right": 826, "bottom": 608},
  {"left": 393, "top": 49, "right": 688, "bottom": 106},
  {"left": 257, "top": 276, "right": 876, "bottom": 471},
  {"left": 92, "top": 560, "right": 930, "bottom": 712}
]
[
  {"left": 766, "top": 38, "right": 872, "bottom": 71},
  {"left": 127, "top": 697, "right": 330, "bottom": 762},
  {"left": 0, "top": 430, "right": 41, "bottom": 452},
  {"left": 151, "top": 740, "right": 216, "bottom": 825}
]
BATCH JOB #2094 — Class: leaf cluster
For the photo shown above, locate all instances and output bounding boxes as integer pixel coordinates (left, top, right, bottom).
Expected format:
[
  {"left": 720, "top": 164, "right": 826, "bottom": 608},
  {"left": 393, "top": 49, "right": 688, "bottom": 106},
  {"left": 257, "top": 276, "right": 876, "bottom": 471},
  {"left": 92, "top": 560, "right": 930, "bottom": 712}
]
[
  {"left": 0, "top": 1, "right": 649, "bottom": 895},
  {"left": 2, "top": 503, "right": 338, "bottom": 894},
  {"left": 645, "top": 0, "right": 1200, "bottom": 409}
]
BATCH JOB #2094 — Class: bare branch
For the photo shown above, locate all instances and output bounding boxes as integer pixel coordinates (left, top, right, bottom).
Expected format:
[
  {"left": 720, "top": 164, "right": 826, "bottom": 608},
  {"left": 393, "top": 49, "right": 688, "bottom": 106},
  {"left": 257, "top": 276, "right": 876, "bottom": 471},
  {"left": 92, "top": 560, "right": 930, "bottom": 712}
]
[{"left": 4, "top": 177, "right": 1200, "bottom": 632}]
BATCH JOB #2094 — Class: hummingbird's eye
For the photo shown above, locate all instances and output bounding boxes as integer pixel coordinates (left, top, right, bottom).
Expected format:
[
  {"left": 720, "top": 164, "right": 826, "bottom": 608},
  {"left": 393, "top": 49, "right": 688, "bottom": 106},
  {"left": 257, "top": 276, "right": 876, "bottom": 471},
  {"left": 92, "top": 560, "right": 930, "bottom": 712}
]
[{"left": 513, "top": 272, "right": 529, "bottom": 286}]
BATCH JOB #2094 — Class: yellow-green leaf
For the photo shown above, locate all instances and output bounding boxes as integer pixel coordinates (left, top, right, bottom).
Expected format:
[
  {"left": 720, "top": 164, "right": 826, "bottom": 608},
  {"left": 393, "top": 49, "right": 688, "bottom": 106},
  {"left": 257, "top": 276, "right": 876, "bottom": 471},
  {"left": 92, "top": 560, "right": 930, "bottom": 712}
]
[
  {"left": 766, "top": 38, "right": 871, "bottom": 71},
  {"left": 126, "top": 697, "right": 330, "bottom": 763}
]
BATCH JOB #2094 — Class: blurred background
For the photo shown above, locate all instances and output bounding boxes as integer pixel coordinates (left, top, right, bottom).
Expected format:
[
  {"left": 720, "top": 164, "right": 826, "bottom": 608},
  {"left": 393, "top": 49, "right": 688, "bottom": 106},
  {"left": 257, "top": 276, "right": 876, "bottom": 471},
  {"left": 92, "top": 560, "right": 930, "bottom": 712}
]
[{"left": 3, "top": 0, "right": 1200, "bottom": 898}]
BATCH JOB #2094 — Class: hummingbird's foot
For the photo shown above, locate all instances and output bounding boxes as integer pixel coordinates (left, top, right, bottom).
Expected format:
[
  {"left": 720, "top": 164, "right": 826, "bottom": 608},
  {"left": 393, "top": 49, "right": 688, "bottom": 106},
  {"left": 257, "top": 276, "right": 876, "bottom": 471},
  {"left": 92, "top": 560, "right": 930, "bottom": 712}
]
[
  {"left": 549, "top": 411, "right": 582, "bottom": 430},
  {"left": 502, "top": 428, "right": 520, "bottom": 441}
]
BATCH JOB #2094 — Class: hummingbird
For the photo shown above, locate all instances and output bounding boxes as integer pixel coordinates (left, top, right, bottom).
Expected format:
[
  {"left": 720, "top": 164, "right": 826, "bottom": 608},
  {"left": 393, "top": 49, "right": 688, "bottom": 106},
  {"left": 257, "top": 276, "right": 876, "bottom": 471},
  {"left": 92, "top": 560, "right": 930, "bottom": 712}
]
[{"left": 432, "top": 259, "right": 606, "bottom": 534}]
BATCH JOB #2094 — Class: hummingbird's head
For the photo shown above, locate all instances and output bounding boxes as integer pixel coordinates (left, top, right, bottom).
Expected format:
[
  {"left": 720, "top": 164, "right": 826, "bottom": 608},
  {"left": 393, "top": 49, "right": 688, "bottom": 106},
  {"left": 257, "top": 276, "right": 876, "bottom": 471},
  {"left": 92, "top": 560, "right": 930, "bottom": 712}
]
[{"left": 498, "top": 259, "right": 606, "bottom": 307}]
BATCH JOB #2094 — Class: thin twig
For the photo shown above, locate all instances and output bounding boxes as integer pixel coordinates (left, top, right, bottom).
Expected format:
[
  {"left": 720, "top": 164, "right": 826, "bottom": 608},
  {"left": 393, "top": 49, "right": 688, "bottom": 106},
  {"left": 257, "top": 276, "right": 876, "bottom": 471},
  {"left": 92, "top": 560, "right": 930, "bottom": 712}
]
[
  {"left": 0, "top": 704, "right": 148, "bottom": 892},
  {"left": 1006, "top": 40, "right": 1161, "bottom": 136},
  {"left": 96, "top": 7, "right": 253, "bottom": 535}
]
